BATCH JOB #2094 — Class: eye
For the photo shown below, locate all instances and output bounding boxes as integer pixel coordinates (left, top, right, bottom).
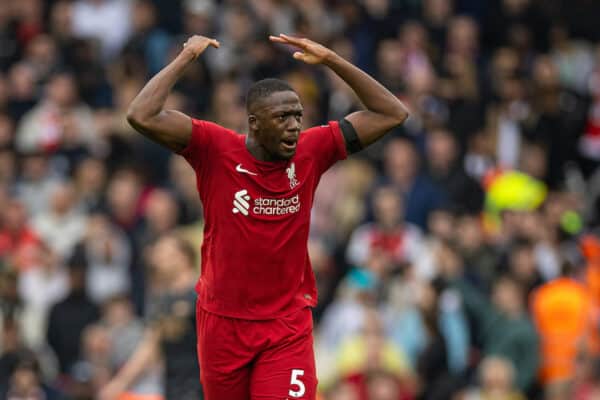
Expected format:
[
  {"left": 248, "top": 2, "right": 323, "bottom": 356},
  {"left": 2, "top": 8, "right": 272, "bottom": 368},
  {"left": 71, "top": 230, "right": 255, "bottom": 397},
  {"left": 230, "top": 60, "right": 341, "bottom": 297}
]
[{"left": 278, "top": 115, "right": 286, "bottom": 122}]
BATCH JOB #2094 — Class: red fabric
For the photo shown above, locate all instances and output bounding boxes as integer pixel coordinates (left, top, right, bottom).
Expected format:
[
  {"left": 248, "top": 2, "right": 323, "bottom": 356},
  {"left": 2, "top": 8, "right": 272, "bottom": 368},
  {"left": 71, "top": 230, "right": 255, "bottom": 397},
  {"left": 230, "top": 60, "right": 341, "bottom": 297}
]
[
  {"left": 196, "top": 305, "right": 316, "bottom": 399},
  {"left": 342, "top": 373, "right": 414, "bottom": 400},
  {"left": 369, "top": 229, "right": 405, "bottom": 262},
  {"left": 179, "top": 119, "right": 346, "bottom": 319},
  {"left": 0, "top": 228, "right": 41, "bottom": 271},
  {"left": 16, "top": 23, "right": 42, "bottom": 47}
]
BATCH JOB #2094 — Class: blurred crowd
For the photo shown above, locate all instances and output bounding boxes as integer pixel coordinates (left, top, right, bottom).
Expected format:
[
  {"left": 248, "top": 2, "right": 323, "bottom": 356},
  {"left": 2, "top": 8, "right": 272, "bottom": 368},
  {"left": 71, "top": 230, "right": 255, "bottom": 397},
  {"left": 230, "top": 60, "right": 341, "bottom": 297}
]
[{"left": 0, "top": 0, "right": 600, "bottom": 399}]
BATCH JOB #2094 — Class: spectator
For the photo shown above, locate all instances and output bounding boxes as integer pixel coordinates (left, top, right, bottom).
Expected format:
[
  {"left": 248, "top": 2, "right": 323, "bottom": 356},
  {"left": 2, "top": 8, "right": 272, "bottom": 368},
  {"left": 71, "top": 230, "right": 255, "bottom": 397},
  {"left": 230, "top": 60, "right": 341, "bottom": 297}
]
[
  {"left": 70, "top": 0, "right": 132, "bottom": 60},
  {"left": 441, "top": 244, "right": 539, "bottom": 392},
  {"left": 46, "top": 257, "right": 100, "bottom": 375},
  {"left": 462, "top": 356, "right": 526, "bottom": 400},
  {"left": 506, "top": 238, "right": 544, "bottom": 296},
  {"left": 15, "top": 152, "right": 62, "bottom": 217},
  {"left": 121, "top": 0, "right": 172, "bottom": 77},
  {"left": 99, "top": 234, "right": 201, "bottom": 400},
  {"left": 72, "top": 156, "right": 107, "bottom": 213},
  {"left": 138, "top": 188, "right": 180, "bottom": 248},
  {"left": 346, "top": 185, "right": 423, "bottom": 275},
  {"left": 383, "top": 137, "right": 447, "bottom": 231},
  {"left": 425, "top": 128, "right": 484, "bottom": 213},
  {"left": 68, "top": 323, "right": 112, "bottom": 398},
  {"left": 31, "top": 182, "right": 86, "bottom": 261},
  {"left": 0, "top": 199, "right": 42, "bottom": 271},
  {"left": 70, "top": 212, "right": 131, "bottom": 305},
  {"left": 101, "top": 294, "right": 162, "bottom": 398},
  {"left": 21, "top": 34, "right": 60, "bottom": 85},
  {"left": 454, "top": 213, "right": 499, "bottom": 293},
  {"left": 167, "top": 155, "right": 203, "bottom": 224},
  {"left": 15, "top": 71, "right": 98, "bottom": 155},
  {"left": 530, "top": 263, "right": 593, "bottom": 388},
  {"left": 6, "top": 62, "right": 37, "bottom": 121},
  {"left": 317, "top": 268, "right": 378, "bottom": 352},
  {"left": 17, "top": 243, "right": 68, "bottom": 348},
  {"left": 334, "top": 308, "right": 414, "bottom": 399},
  {"left": 0, "top": 350, "right": 65, "bottom": 400}
]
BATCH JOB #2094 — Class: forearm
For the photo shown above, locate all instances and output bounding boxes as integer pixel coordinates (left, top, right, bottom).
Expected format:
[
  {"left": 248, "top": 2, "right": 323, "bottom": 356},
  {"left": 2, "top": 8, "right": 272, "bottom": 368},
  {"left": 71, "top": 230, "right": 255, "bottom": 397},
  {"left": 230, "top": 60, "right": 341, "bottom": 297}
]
[
  {"left": 127, "top": 49, "right": 195, "bottom": 120},
  {"left": 109, "top": 330, "right": 159, "bottom": 390},
  {"left": 324, "top": 53, "right": 408, "bottom": 124}
]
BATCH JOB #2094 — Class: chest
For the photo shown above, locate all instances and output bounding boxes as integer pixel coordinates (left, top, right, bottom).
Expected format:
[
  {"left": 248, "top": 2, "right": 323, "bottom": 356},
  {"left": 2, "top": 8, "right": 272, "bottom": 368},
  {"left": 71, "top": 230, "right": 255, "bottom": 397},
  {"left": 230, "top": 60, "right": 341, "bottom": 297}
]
[{"left": 200, "top": 151, "right": 317, "bottom": 222}]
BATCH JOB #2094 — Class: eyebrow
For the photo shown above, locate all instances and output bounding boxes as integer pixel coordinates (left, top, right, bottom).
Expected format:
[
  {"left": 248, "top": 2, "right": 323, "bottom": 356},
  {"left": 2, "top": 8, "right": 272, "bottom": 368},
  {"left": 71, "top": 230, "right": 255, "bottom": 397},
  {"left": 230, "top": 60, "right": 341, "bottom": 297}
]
[
  {"left": 270, "top": 104, "right": 303, "bottom": 113},
  {"left": 273, "top": 109, "right": 304, "bottom": 116}
]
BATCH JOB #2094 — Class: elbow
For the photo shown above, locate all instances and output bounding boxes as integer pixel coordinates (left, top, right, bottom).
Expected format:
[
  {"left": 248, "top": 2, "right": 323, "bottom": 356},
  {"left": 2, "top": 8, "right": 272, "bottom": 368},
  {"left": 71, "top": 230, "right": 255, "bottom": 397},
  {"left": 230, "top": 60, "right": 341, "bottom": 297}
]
[
  {"left": 126, "top": 106, "right": 148, "bottom": 131},
  {"left": 382, "top": 101, "right": 409, "bottom": 129},
  {"left": 394, "top": 104, "right": 410, "bottom": 126},
  {"left": 126, "top": 107, "right": 140, "bottom": 127}
]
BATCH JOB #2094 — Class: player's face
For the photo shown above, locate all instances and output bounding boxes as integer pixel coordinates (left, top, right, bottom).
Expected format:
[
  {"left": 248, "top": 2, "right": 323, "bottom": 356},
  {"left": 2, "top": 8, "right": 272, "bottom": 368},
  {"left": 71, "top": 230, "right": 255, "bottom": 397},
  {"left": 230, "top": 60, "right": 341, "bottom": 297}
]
[{"left": 251, "top": 91, "right": 303, "bottom": 160}]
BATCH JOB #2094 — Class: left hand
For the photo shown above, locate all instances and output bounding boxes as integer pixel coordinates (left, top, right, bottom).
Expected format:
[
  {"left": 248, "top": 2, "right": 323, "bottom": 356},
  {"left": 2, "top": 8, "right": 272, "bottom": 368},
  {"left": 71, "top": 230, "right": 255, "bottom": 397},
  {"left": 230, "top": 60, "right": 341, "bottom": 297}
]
[{"left": 269, "top": 34, "right": 334, "bottom": 65}]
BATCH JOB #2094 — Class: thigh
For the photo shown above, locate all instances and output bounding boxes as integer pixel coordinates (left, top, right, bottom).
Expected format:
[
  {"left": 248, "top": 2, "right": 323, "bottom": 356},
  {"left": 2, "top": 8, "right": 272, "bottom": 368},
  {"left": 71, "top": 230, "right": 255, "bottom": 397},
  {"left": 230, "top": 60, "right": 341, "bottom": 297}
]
[
  {"left": 196, "top": 306, "right": 252, "bottom": 400},
  {"left": 250, "top": 308, "right": 317, "bottom": 400}
]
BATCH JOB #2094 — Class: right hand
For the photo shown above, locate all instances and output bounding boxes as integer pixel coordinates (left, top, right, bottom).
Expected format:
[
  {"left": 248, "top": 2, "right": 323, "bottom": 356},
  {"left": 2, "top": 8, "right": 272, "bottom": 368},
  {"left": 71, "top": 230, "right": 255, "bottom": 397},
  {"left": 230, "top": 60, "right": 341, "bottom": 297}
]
[{"left": 182, "top": 35, "right": 220, "bottom": 59}]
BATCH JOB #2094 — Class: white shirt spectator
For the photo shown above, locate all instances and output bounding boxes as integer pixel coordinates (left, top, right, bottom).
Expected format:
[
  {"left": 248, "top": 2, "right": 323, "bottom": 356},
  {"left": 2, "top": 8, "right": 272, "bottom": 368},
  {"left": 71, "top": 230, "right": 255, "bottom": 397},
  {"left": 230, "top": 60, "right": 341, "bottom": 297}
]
[
  {"left": 71, "top": 0, "right": 133, "bottom": 60},
  {"left": 19, "top": 263, "right": 69, "bottom": 347},
  {"left": 31, "top": 183, "right": 87, "bottom": 260}
]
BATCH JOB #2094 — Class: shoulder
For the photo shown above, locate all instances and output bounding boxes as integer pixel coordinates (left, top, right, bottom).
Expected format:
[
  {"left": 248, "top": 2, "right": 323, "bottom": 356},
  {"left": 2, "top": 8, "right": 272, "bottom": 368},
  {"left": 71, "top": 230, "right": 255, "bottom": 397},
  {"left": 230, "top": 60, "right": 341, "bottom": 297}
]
[
  {"left": 191, "top": 119, "right": 241, "bottom": 142},
  {"left": 298, "top": 121, "right": 347, "bottom": 164},
  {"left": 179, "top": 119, "right": 243, "bottom": 162},
  {"left": 300, "top": 121, "right": 342, "bottom": 141}
]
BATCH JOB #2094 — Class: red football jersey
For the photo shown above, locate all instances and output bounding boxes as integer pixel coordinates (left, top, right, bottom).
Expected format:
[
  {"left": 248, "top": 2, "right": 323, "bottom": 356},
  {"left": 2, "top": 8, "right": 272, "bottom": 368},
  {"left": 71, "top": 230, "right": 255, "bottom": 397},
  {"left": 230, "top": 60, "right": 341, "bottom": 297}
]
[{"left": 179, "top": 119, "right": 347, "bottom": 319}]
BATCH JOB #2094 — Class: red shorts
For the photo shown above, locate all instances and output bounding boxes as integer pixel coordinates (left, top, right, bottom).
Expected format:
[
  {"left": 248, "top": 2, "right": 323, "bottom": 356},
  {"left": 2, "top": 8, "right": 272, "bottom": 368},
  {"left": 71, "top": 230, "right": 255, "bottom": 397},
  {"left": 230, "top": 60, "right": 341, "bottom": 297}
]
[{"left": 196, "top": 305, "right": 317, "bottom": 400}]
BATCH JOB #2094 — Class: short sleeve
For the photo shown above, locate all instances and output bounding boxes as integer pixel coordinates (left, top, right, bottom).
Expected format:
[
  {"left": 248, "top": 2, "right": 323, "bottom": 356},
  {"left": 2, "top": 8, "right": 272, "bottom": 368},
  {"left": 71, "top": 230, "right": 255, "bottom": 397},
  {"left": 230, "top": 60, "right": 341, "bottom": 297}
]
[
  {"left": 301, "top": 121, "right": 348, "bottom": 174},
  {"left": 177, "top": 119, "right": 228, "bottom": 172}
]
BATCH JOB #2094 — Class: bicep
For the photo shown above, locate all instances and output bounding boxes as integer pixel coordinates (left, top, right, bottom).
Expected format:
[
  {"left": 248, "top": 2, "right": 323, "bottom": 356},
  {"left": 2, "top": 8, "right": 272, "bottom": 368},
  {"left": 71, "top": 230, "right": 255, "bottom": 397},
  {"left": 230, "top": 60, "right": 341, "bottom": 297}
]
[
  {"left": 345, "top": 110, "right": 404, "bottom": 148},
  {"left": 128, "top": 109, "right": 192, "bottom": 153}
]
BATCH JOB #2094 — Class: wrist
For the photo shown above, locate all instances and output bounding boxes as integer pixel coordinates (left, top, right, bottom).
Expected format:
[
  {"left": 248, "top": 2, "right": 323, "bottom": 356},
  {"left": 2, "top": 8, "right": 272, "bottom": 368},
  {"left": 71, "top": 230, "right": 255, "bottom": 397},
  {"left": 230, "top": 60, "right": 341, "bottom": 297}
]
[
  {"left": 179, "top": 48, "right": 199, "bottom": 62},
  {"left": 322, "top": 50, "right": 341, "bottom": 67}
]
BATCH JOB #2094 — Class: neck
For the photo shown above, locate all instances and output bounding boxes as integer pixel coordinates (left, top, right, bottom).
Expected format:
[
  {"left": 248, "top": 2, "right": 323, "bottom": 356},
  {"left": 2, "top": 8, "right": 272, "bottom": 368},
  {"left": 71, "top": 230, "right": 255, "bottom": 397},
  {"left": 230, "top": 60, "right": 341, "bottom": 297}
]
[{"left": 246, "top": 135, "right": 270, "bottom": 162}]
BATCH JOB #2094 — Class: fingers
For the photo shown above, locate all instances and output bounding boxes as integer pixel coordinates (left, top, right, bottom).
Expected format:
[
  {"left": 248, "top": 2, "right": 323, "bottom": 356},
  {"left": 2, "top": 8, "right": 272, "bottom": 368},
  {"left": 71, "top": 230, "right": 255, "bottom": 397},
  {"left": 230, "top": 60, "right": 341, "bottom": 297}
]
[
  {"left": 183, "top": 36, "right": 220, "bottom": 49},
  {"left": 280, "top": 33, "right": 306, "bottom": 46},
  {"left": 269, "top": 35, "right": 287, "bottom": 43},
  {"left": 270, "top": 33, "right": 307, "bottom": 48}
]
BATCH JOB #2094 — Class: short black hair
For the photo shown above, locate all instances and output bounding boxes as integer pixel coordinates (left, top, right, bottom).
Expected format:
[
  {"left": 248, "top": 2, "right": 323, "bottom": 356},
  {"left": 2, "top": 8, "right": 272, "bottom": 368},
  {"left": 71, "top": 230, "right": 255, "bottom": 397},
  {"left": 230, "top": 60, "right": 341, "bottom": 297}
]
[{"left": 246, "top": 78, "right": 295, "bottom": 113}]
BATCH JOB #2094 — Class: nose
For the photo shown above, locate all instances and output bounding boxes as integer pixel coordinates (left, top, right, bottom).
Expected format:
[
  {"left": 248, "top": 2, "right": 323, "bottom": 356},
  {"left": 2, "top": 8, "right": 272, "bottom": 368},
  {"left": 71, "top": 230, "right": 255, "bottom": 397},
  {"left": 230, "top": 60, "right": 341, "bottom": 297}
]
[{"left": 287, "top": 116, "right": 301, "bottom": 132}]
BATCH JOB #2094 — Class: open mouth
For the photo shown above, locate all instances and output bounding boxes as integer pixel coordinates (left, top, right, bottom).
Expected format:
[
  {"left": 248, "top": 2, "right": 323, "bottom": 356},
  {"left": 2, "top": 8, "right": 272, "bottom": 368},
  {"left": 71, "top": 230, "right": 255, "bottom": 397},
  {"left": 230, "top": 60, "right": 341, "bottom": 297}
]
[{"left": 280, "top": 138, "right": 297, "bottom": 152}]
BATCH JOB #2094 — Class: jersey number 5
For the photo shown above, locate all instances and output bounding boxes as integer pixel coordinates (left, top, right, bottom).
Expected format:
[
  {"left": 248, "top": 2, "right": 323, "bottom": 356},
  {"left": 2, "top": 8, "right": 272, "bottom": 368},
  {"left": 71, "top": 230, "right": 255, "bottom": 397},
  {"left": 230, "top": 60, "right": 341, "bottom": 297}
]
[{"left": 288, "top": 369, "right": 305, "bottom": 398}]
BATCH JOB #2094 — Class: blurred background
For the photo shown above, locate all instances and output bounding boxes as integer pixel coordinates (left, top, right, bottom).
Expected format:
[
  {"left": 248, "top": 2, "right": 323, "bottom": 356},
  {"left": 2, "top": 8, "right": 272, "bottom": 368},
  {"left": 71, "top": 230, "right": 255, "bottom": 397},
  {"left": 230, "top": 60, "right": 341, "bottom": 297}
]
[{"left": 0, "top": 0, "right": 600, "bottom": 399}]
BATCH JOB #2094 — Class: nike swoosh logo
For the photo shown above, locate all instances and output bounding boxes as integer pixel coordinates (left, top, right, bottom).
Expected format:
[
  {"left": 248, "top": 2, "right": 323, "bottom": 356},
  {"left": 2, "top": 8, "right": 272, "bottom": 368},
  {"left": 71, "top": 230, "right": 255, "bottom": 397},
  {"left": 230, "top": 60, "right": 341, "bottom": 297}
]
[{"left": 235, "top": 163, "right": 258, "bottom": 176}]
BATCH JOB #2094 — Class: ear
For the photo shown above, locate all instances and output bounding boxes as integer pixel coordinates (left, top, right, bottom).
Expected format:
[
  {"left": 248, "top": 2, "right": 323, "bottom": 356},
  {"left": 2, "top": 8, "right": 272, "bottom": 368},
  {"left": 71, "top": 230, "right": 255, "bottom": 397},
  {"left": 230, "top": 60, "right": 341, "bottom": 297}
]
[{"left": 248, "top": 114, "right": 258, "bottom": 132}]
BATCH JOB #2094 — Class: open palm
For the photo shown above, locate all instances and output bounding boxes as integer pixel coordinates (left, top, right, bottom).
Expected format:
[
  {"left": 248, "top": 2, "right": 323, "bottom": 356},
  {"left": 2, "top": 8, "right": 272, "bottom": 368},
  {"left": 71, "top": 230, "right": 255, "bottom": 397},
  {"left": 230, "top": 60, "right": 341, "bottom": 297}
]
[{"left": 269, "top": 34, "right": 333, "bottom": 65}]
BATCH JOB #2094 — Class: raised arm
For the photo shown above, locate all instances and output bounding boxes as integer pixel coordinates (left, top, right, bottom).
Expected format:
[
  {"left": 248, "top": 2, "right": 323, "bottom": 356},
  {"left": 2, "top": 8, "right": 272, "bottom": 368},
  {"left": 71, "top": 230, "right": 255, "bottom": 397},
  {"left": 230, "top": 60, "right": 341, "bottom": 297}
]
[
  {"left": 126, "top": 35, "right": 219, "bottom": 152},
  {"left": 270, "top": 34, "right": 409, "bottom": 149}
]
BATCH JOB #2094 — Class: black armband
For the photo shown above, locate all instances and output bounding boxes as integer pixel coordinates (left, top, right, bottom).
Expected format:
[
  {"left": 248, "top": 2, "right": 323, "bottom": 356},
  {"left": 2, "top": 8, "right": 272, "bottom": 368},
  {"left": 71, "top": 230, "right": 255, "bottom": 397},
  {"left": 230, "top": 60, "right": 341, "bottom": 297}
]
[{"left": 339, "top": 118, "right": 363, "bottom": 154}]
